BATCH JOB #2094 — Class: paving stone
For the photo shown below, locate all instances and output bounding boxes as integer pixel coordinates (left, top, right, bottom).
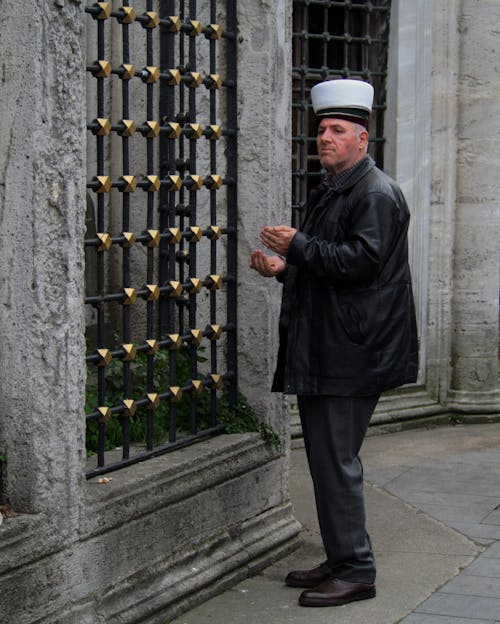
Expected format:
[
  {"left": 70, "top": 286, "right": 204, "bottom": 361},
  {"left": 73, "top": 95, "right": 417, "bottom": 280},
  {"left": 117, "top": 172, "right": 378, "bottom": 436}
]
[
  {"left": 384, "top": 467, "right": 500, "bottom": 499},
  {"left": 443, "top": 451, "right": 500, "bottom": 466},
  {"left": 483, "top": 543, "right": 500, "bottom": 558},
  {"left": 364, "top": 465, "right": 412, "bottom": 488},
  {"left": 463, "top": 557, "right": 500, "bottom": 578},
  {"left": 440, "top": 573, "right": 500, "bottom": 598},
  {"left": 444, "top": 522, "right": 500, "bottom": 542},
  {"left": 415, "top": 593, "right": 500, "bottom": 620},
  {"left": 483, "top": 510, "right": 500, "bottom": 526},
  {"left": 412, "top": 502, "right": 497, "bottom": 525},
  {"left": 400, "top": 614, "right": 495, "bottom": 624},
  {"left": 392, "top": 491, "right": 499, "bottom": 508}
]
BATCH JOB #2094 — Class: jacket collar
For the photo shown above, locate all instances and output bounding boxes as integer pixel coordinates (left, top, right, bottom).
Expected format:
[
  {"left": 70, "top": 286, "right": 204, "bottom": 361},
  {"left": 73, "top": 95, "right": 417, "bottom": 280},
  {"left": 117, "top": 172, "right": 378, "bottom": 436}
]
[
  {"left": 301, "top": 155, "right": 376, "bottom": 229},
  {"left": 321, "top": 154, "right": 375, "bottom": 193}
]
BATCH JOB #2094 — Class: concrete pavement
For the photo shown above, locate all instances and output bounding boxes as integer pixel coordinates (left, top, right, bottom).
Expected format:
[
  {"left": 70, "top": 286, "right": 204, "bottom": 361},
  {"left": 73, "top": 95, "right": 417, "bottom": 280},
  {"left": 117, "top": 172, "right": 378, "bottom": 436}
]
[{"left": 170, "top": 422, "right": 500, "bottom": 624}]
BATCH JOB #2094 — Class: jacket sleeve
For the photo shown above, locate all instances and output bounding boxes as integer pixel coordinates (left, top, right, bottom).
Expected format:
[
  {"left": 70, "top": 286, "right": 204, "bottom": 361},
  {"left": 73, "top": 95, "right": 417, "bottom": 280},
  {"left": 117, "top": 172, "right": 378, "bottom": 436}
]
[
  {"left": 285, "top": 191, "right": 400, "bottom": 284},
  {"left": 275, "top": 264, "right": 288, "bottom": 283}
]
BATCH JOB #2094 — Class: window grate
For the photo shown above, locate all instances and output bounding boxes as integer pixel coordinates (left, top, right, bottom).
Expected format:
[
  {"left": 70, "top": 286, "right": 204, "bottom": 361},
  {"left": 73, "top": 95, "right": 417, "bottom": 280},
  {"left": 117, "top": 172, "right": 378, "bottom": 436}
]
[
  {"left": 84, "top": 1, "right": 237, "bottom": 478},
  {"left": 292, "top": 0, "right": 391, "bottom": 217}
]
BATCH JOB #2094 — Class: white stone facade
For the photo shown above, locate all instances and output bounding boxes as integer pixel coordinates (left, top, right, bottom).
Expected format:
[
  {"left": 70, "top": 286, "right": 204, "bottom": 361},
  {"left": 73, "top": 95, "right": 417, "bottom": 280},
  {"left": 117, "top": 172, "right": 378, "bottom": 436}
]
[{"left": 381, "top": 0, "right": 499, "bottom": 423}]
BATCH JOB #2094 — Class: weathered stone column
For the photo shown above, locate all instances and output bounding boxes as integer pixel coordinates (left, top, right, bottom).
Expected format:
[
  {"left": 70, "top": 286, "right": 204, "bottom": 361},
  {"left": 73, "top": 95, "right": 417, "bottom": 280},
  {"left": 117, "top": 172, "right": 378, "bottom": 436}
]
[
  {"left": 448, "top": 0, "right": 500, "bottom": 413},
  {"left": 0, "top": 0, "right": 87, "bottom": 516},
  {"left": 427, "top": 0, "right": 460, "bottom": 406},
  {"left": 0, "top": 1, "right": 88, "bottom": 618},
  {"left": 237, "top": 0, "right": 292, "bottom": 443}
]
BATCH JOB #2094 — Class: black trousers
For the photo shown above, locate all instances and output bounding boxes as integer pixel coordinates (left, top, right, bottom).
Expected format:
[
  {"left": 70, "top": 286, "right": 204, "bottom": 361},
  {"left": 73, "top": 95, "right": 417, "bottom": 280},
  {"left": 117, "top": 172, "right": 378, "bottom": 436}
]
[{"left": 297, "top": 394, "right": 379, "bottom": 584}]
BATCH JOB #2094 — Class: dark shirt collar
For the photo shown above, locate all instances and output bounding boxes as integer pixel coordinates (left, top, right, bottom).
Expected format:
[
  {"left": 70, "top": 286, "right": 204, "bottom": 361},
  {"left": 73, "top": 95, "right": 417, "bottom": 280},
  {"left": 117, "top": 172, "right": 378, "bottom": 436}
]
[{"left": 322, "top": 155, "right": 374, "bottom": 192}]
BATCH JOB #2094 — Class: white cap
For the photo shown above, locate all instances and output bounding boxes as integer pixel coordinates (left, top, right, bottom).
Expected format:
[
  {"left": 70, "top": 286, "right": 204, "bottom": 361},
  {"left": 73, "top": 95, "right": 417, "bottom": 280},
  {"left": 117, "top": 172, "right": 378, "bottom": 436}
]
[{"left": 310, "top": 79, "right": 374, "bottom": 126}]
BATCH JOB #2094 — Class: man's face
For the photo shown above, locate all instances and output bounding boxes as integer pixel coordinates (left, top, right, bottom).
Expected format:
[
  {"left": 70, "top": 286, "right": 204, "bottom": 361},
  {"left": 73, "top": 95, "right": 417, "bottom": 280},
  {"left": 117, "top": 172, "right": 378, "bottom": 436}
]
[{"left": 316, "top": 117, "right": 368, "bottom": 175}]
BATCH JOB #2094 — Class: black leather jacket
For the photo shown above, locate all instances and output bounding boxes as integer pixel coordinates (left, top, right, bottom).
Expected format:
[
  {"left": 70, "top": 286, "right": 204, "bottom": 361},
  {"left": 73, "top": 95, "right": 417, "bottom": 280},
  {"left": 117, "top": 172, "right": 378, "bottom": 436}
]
[{"left": 272, "top": 156, "right": 418, "bottom": 396}]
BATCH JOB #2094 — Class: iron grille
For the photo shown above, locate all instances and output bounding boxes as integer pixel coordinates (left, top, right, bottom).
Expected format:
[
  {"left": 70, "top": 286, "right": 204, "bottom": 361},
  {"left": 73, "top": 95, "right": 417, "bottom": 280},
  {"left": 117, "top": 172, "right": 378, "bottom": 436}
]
[
  {"left": 292, "top": 0, "right": 391, "bottom": 217},
  {"left": 84, "top": 1, "right": 237, "bottom": 478}
]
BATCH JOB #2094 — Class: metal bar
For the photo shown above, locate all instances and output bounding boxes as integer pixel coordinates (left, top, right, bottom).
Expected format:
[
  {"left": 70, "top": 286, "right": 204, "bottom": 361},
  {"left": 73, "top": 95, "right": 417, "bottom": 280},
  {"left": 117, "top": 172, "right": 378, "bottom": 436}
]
[
  {"left": 205, "top": 0, "right": 218, "bottom": 430},
  {"left": 225, "top": 0, "right": 238, "bottom": 412},
  {"left": 143, "top": 0, "right": 155, "bottom": 452},
  {"left": 158, "top": 0, "right": 177, "bottom": 339},
  {"left": 96, "top": 13, "right": 106, "bottom": 468},
  {"left": 208, "top": 0, "right": 218, "bottom": 427},
  {"left": 86, "top": 425, "right": 225, "bottom": 480},
  {"left": 187, "top": 0, "right": 198, "bottom": 434},
  {"left": 121, "top": 15, "right": 132, "bottom": 461}
]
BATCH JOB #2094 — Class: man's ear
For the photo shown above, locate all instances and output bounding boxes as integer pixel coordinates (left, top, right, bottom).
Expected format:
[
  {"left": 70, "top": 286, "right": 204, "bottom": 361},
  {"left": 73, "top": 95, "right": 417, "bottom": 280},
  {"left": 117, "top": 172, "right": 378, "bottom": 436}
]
[{"left": 360, "top": 130, "right": 369, "bottom": 149}]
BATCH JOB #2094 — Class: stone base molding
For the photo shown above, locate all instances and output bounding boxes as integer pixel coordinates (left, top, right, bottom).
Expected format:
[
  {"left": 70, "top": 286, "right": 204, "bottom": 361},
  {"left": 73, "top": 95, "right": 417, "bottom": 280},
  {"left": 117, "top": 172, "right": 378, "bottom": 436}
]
[{"left": 0, "top": 434, "right": 301, "bottom": 624}]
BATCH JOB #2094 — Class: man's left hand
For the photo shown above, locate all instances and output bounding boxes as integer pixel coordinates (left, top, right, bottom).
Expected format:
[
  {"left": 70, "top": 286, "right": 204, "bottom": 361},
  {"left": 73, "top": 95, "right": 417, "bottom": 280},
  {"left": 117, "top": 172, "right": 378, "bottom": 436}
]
[{"left": 260, "top": 225, "right": 297, "bottom": 256}]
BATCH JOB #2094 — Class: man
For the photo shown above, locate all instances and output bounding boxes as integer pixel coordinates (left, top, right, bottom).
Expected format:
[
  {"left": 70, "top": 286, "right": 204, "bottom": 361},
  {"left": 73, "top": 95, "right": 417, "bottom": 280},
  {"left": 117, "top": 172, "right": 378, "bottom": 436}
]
[{"left": 250, "top": 79, "right": 418, "bottom": 607}]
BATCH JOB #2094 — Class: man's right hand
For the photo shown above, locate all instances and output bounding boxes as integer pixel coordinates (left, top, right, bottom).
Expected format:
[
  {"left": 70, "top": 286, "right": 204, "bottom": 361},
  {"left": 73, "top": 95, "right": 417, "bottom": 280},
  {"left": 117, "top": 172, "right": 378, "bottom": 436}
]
[{"left": 249, "top": 250, "right": 286, "bottom": 277}]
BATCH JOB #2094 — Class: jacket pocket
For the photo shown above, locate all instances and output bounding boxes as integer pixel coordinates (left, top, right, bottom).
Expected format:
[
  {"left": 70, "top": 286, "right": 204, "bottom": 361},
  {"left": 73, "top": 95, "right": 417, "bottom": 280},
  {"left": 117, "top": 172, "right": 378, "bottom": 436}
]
[{"left": 337, "top": 291, "right": 375, "bottom": 345}]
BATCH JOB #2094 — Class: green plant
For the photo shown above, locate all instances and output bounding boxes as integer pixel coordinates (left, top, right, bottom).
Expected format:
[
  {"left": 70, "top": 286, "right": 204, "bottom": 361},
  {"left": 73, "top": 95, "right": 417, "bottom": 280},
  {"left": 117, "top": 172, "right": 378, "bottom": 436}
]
[
  {"left": 86, "top": 346, "right": 207, "bottom": 452},
  {"left": 217, "top": 393, "right": 281, "bottom": 449},
  {"left": 85, "top": 343, "right": 280, "bottom": 454}
]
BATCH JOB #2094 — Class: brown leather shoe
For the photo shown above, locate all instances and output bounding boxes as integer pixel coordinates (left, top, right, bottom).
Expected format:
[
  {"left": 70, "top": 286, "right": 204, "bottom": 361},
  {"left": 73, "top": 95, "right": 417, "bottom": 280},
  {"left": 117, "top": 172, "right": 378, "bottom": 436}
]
[
  {"left": 285, "top": 561, "right": 331, "bottom": 588},
  {"left": 298, "top": 577, "right": 376, "bottom": 607}
]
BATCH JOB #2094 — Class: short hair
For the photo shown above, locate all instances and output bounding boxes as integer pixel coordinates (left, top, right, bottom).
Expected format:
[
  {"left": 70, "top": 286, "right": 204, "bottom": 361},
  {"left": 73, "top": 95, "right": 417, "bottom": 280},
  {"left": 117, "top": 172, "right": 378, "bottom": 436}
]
[{"left": 354, "top": 123, "right": 369, "bottom": 152}]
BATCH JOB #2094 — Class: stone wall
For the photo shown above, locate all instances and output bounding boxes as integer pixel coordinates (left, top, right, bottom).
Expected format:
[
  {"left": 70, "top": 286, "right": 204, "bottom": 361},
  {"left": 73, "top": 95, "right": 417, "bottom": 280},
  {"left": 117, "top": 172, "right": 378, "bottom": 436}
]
[
  {"left": 236, "top": 0, "right": 292, "bottom": 446},
  {"left": 365, "top": 0, "right": 499, "bottom": 429},
  {"left": 0, "top": 1, "right": 299, "bottom": 622},
  {"left": 0, "top": 0, "right": 87, "bottom": 516},
  {"left": 448, "top": 0, "right": 500, "bottom": 411},
  {"left": 423, "top": 0, "right": 499, "bottom": 417}
]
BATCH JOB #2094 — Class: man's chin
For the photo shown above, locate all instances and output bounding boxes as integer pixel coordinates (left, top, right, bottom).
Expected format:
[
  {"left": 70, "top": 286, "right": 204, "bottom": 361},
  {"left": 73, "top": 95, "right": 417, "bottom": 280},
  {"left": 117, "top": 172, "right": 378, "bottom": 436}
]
[{"left": 320, "top": 161, "right": 338, "bottom": 173}]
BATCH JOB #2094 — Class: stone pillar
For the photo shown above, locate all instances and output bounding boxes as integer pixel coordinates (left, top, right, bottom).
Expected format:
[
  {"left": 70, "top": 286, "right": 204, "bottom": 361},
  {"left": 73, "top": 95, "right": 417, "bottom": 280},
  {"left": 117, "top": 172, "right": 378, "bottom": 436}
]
[
  {"left": 237, "top": 0, "right": 292, "bottom": 442},
  {"left": 0, "top": 0, "right": 87, "bottom": 515},
  {"left": 0, "top": 0, "right": 88, "bottom": 617},
  {"left": 385, "top": 0, "right": 433, "bottom": 385},
  {"left": 426, "top": 0, "right": 460, "bottom": 406},
  {"left": 448, "top": 0, "right": 500, "bottom": 412}
]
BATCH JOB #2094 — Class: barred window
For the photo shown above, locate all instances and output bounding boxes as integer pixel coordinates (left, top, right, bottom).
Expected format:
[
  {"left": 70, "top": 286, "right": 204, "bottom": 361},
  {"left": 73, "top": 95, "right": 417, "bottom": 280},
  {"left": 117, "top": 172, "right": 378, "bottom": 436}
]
[
  {"left": 292, "top": 0, "right": 391, "bottom": 216},
  {"left": 84, "top": 1, "right": 237, "bottom": 478}
]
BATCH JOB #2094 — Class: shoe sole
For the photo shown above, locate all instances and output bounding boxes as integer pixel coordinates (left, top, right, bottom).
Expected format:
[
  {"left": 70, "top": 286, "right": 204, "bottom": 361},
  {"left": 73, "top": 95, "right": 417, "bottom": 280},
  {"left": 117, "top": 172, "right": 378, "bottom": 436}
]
[{"left": 298, "top": 588, "right": 376, "bottom": 607}]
